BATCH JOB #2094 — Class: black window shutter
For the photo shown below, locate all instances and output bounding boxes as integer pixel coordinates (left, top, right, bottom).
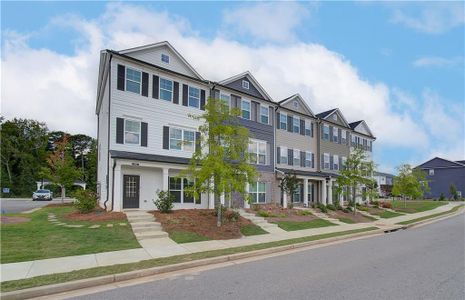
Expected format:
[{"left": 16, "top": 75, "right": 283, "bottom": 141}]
[
  {"left": 329, "top": 126, "right": 333, "bottom": 142},
  {"left": 173, "top": 81, "right": 179, "bottom": 104},
  {"left": 311, "top": 122, "right": 314, "bottom": 137},
  {"left": 117, "top": 65, "right": 125, "bottom": 91},
  {"left": 141, "top": 122, "right": 148, "bottom": 147},
  {"left": 182, "top": 84, "right": 188, "bottom": 106},
  {"left": 300, "top": 151, "right": 305, "bottom": 167},
  {"left": 339, "top": 157, "right": 343, "bottom": 170},
  {"left": 277, "top": 147, "right": 281, "bottom": 164},
  {"left": 116, "top": 118, "right": 124, "bottom": 144},
  {"left": 288, "top": 149, "right": 293, "bottom": 166},
  {"left": 312, "top": 153, "right": 315, "bottom": 168},
  {"left": 287, "top": 116, "right": 292, "bottom": 132},
  {"left": 321, "top": 125, "right": 324, "bottom": 140},
  {"left": 141, "top": 72, "right": 148, "bottom": 97},
  {"left": 152, "top": 75, "right": 159, "bottom": 99},
  {"left": 200, "top": 89, "right": 206, "bottom": 110},
  {"left": 195, "top": 132, "right": 201, "bottom": 152},
  {"left": 268, "top": 107, "right": 273, "bottom": 125},
  {"left": 321, "top": 154, "right": 324, "bottom": 169},
  {"left": 300, "top": 119, "right": 305, "bottom": 135},
  {"left": 330, "top": 155, "right": 334, "bottom": 170},
  {"left": 163, "top": 126, "right": 170, "bottom": 149},
  {"left": 276, "top": 112, "right": 280, "bottom": 129}
]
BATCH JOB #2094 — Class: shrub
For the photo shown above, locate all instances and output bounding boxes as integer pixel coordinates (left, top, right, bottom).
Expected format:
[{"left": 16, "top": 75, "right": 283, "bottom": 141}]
[
  {"left": 380, "top": 201, "right": 392, "bottom": 209},
  {"left": 257, "top": 210, "right": 271, "bottom": 218},
  {"left": 224, "top": 210, "right": 240, "bottom": 222},
  {"left": 318, "top": 203, "right": 328, "bottom": 213},
  {"left": 439, "top": 193, "right": 445, "bottom": 201},
  {"left": 213, "top": 205, "right": 227, "bottom": 217},
  {"left": 342, "top": 208, "right": 351, "bottom": 213},
  {"left": 370, "top": 200, "right": 379, "bottom": 206},
  {"left": 252, "top": 204, "right": 261, "bottom": 211},
  {"left": 326, "top": 204, "right": 336, "bottom": 211},
  {"left": 74, "top": 189, "right": 97, "bottom": 213},
  {"left": 153, "top": 190, "right": 174, "bottom": 213},
  {"left": 297, "top": 210, "right": 312, "bottom": 216},
  {"left": 345, "top": 206, "right": 353, "bottom": 212},
  {"left": 357, "top": 206, "right": 369, "bottom": 212}
]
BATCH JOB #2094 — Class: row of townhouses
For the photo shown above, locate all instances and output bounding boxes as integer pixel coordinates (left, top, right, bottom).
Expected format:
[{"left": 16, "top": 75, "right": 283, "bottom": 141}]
[{"left": 95, "top": 41, "right": 376, "bottom": 212}]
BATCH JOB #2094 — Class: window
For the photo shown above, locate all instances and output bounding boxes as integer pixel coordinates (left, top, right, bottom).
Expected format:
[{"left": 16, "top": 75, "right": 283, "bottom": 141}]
[
  {"left": 169, "top": 128, "right": 195, "bottom": 151},
  {"left": 126, "top": 68, "right": 141, "bottom": 94},
  {"left": 249, "top": 140, "right": 267, "bottom": 165},
  {"left": 188, "top": 86, "right": 200, "bottom": 108},
  {"left": 260, "top": 105, "right": 269, "bottom": 124},
  {"left": 429, "top": 169, "right": 434, "bottom": 176},
  {"left": 280, "top": 146, "right": 288, "bottom": 165},
  {"left": 124, "top": 120, "right": 141, "bottom": 145},
  {"left": 220, "top": 93, "right": 230, "bottom": 109},
  {"left": 293, "top": 184, "right": 301, "bottom": 203},
  {"left": 249, "top": 182, "right": 266, "bottom": 203},
  {"left": 332, "top": 128, "right": 338, "bottom": 142},
  {"left": 305, "top": 152, "right": 312, "bottom": 167},
  {"left": 305, "top": 120, "right": 312, "bottom": 136},
  {"left": 293, "top": 116, "right": 300, "bottom": 133},
  {"left": 341, "top": 130, "right": 347, "bottom": 144},
  {"left": 351, "top": 135, "right": 356, "bottom": 147},
  {"left": 242, "top": 80, "right": 249, "bottom": 89},
  {"left": 159, "top": 78, "right": 173, "bottom": 101},
  {"left": 280, "top": 113, "right": 287, "bottom": 130},
  {"left": 242, "top": 100, "right": 251, "bottom": 119},
  {"left": 342, "top": 156, "right": 347, "bottom": 170},
  {"left": 333, "top": 155, "right": 339, "bottom": 170},
  {"left": 169, "top": 177, "right": 196, "bottom": 204},
  {"left": 324, "top": 153, "right": 330, "bottom": 170},
  {"left": 323, "top": 124, "right": 330, "bottom": 140},
  {"left": 161, "top": 54, "right": 170, "bottom": 64},
  {"left": 293, "top": 149, "right": 300, "bottom": 166}
]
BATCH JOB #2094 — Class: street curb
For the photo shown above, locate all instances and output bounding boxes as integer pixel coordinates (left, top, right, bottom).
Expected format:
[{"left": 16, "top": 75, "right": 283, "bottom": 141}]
[
  {"left": 401, "top": 206, "right": 465, "bottom": 229},
  {"left": 0, "top": 228, "right": 384, "bottom": 300}
]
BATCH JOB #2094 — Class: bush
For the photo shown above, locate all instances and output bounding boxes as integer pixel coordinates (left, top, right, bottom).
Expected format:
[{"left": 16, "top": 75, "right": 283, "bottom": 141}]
[
  {"left": 318, "top": 203, "right": 328, "bottom": 213},
  {"left": 257, "top": 210, "right": 278, "bottom": 218},
  {"left": 153, "top": 190, "right": 174, "bottom": 213},
  {"left": 370, "top": 200, "right": 379, "bottom": 206},
  {"left": 380, "top": 201, "right": 392, "bottom": 209},
  {"left": 224, "top": 210, "right": 240, "bottom": 222},
  {"left": 439, "top": 193, "right": 445, "bottom": 201},
  {"left": 326, "top": 204, "right": 336, "bottom": 211},
  {"left": 342, "top": 208, "right": 351, "bottom": 213},
  {"left": 74, "top": 189, "right": 97, "bottom": 213},
  {"left": 297, "top": 210, "right": 312, "bottom": 216},
  {"left": 252, "top": 204, "right": 261, "bottom": 211},
  {"left": 345, "top": 206, "right": 353, "bottom": 212},
  {"left": 357, "top": 206, "right": 369, "bottom": 212}
]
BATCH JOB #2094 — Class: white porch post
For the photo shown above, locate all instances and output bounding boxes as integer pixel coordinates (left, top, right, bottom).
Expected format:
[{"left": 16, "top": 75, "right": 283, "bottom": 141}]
[
  {"left": 321, "top": 179, "right": 327, "bottom": 205},
  {"left": 327, "top": 179, "right": 333, "bottom": 205},
  {"left": 113, "top": 164, "right": 122, "bottom": 212},
  {"left": 283, "top": 192, "right": 288, "bottom": 208},
  {"left": 244, "top": 183, "right": 250, "bottom": 208},
  {"left": 303, "top": 178, "right": 309, "bottom": 207},
  {"left": 209, "top": 180, "right": 215, "bottom": 209},
  {"left": 162, "top": 168, "right": 169, "bottom": 191},
  {"left": 339, "top": 192, "right": 344, "bottom": 207},
  {"left": 220, "top": 193, "right": 225, "bottom": 205}
]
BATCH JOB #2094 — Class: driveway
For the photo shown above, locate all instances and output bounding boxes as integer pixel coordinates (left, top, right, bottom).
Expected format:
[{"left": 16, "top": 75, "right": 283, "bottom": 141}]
[{"left": 0, "top": 198, "right": 74, "bottom": 214}]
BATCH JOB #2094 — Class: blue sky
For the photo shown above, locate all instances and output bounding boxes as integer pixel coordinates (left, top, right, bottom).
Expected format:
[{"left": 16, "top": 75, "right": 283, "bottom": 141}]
[{"left": 2, "top": 1, "right": 464, "bottom": 173}]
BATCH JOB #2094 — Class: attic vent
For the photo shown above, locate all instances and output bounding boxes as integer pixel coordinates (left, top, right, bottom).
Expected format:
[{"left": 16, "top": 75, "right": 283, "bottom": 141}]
[
  {"left": 242, "top": 80, "right": 249, "bottom": 89},
  {"left": 161, "top": 54, "right": 170, "bottom": 64},
  {"left": 293, "top": 101, "right": 299, "bottom": 108}
]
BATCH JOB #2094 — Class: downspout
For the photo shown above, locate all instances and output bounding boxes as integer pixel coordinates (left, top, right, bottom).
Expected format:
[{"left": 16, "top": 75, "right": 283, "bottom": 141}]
[
  {"left": 104, "top": 53, "right": 113, "bottom": 211},
  {"left": 110, "top": 159, "right": 117, "bottom": 211}
]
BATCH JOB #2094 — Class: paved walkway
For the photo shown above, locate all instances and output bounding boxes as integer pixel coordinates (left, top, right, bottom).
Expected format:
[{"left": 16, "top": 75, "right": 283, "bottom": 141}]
[{"left": 0, "top": 203, "right": 461, "bottom": 282}]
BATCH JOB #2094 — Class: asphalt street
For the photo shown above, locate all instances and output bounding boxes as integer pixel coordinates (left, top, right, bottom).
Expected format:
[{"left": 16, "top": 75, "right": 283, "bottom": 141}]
[
  {"left": 0, "top": 198, "right": 73, "bottom": 213},
  {"left": 69, "top": 214, "right": 465, "bottom": 300}
]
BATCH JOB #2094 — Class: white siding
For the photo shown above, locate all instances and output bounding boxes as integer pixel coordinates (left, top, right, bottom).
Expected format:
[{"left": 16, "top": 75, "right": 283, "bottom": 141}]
[{"left": 97, "top": 75, "right": 110, "bottom": 208}]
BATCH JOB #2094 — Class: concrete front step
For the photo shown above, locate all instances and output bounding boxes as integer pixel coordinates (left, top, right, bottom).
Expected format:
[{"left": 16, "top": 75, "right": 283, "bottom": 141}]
[
  {"left": 132, "top": 226, "right": 163, "bottom": 234},
  {"left": 131, "top": 221, "right": 162, "bottom": 228},
  {"left": 134, "top": 231, "right": 168, "bottom": 240},
  {"left": 127, "top": 216, "right": 154, "bottom": 222}
]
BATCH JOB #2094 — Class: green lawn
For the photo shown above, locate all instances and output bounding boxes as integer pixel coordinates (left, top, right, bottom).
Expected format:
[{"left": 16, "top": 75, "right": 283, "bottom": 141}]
[
  {"left": 376, "top": 210, "right": 404, "bottom": 219},
  {"left": 390, "top": 200, "right": 447, "bottom": 213},
  {"left": 274, "top": 219, "right": 336, "bottom": 231},
  {"left": 338, "top": 217, "right": 356, "bottom": 224},
  {"left": 240, "top": 224, "right": 268, "bottom": 236},
  {"left": 397, "top": 205, "right": 464, "bottom": 225},
  {"left": 169, "top": 231, "right": 211, "bottom": 243},
  {"left": 1, "top": 206, "right": 140, "bottom": 264}
]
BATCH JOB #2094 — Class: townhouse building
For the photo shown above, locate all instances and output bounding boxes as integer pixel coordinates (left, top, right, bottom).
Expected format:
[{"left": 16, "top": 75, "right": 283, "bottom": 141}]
[{"left": 95, "top": 41, "right": 376, "bottom": 212}]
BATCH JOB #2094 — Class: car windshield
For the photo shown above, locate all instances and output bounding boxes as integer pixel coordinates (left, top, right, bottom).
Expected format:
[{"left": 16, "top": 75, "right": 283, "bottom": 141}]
[{"left": 37, "top": 190, "right": 50, "bottom": 193}]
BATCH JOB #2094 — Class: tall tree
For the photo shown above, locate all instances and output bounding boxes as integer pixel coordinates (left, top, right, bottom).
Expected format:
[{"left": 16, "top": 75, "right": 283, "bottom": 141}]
[
  {"left": 392, "top": 164, "right": 429, "bottom": 202},
  {"left": 40, "top": 135, "right": 81, "bottom": 202},
  {"left": 69, "top": 134, "right": 94, "bottom": 179},
  {"left": 182, "top": 97, "right": 257, "bottom": 226}
]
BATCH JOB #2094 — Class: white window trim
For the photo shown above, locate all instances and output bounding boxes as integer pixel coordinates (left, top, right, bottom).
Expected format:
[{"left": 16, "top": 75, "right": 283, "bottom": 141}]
[
  {"left": 125, "top": 67, "right": 142, "bottom": 95},
  {"left": 260, "top": 105, "right": 269, "bottom": 124},
  {"left": 305, "top": 120, "right": 311, "bottom": 136},
  {"left": 293, "top": 149, "right": 300, "bottom": 166},
  {"left": 241, "top": 99, "right": 251, "bottom": 120},
  {"left": 188, "top": 86, "right": 200, "bottom": 108},
  {"left": 280, "top": 146, "right": 288, "bottom": 165},
  {"left": 161, "top": 53, "right": 170, "bottom": 64},
  {"left": 249, "top": 182, "right": 266, "bottom": 203},
  {"left": 305, "top": 151, "right": 312, "bottom": 167},
  {"left": 249, "top": 139, "right": 267, "bottom": 165},
  {"left": 324, "top": 153, "right": 330, "bottom": 170},
  {"left": 159, "top": 77, "right": 173, "bottom": 102},
  {"left": 124, "top": 119, "right": 141, "bottom": 146},
  {"left": 429, "top": 169, "right": 434, "bottom": 176},
  {"left": 169, "top": 127, "right": 196, "bottom": 152},
  {"left": 242, "top": 80, "right": 250, "bottom": 89},
  {"left": 293, "top": 116, "right": 300, "bottom": 133},
  {"left": 323, "top": 124, "right": 330, "bottom": 140},
  {"left": 280, "top": 112, "right": 287, "bottom": 130},
  {"left": 219, "top": 93, "right": 231, "bottom": 108},
  {"left": 333, "top": 154, "right": 339, "bottom": 170},
  {"left": 168, "top": 177, "right": 197, "bottom": 204}
]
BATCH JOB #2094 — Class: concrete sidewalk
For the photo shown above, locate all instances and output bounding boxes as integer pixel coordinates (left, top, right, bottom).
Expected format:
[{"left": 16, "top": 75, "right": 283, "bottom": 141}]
[{"left": 1, "top": 202, "right": 461, "bottom": 283}]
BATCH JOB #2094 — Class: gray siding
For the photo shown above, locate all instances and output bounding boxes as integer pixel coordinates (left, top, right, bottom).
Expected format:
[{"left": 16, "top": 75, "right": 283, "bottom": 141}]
[
  {"left": 223, "top": 76, "right": 265, "bottom": 100},
  {"left": 421, "top": 167, "right": 465, "bottom": 199}
]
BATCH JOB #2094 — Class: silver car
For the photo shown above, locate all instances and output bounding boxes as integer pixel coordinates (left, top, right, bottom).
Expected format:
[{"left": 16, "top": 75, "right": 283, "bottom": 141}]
[{"left": 32, "top": 189, "right": 53, "bottom": 201}]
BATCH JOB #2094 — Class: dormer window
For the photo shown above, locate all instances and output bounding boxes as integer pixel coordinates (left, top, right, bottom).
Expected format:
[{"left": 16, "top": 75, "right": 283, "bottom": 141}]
[
  {"left": 242, "top": 80, "right": 249, "bottom": 89},
  {"left": 161, "top": 54, "right": 170, "bottom": 64}
]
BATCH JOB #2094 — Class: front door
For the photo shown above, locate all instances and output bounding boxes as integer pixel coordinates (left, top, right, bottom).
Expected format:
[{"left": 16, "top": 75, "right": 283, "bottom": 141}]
[{"left": 123, "top": 175, "right": 140, "bottom": 209}]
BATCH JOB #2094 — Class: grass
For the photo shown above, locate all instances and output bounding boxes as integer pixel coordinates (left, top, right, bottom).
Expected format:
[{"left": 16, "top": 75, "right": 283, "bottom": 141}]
[
  {"left": 275, "top": 219, "right": 336, "bottom": 231},
  {"left": 338, "top": 217, "right": 356, "bottom": 224},
  {"left": 240, "top": 224, "right": 268, "bottom": 236},
  {"left": 376, "top": 210, "right": 404, "bottom": 219},
  {"left": 390, "top": 200, "right": 447, "bottom": 214},
  {"left": 0, "top": 227, "right": 378, "bottom": 293},
  {"left": 1, "top": 206, "right": 140, "bottom": 264},
  {"left": 169, "top": 231, "right": 211, "bottom": 243},
  {"left": 397, "top": 205, "right": 464, "bottom": 225}
]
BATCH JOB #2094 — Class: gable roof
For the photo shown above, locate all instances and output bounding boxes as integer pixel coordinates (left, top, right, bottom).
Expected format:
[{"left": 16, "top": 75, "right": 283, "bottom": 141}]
[
  {"left": 349, "top": 120, "right": 375, "bottom": 137},
  {"left": 118, "top": 41, "right": 204, "bottom": 80},
  {"left": 278, "top": 94, "right": 315, "bottom": 117},
  {"left": 316, "top": 108, "right": 350, "bottom": 127},
  {"left": 416, "top": 157, "right": 465, "bottom": 169},
  {"left": 218, "top": 71, "right": 273, "bottom": 101},
  {"left": 349, "top": 121, "right": 363, "bottom": 130},
  {"left": 374, "top": 171, "right": 395, "bottom": 178},
  {"left": 456, "top": 160, "right": 465, "bottom": 165}
]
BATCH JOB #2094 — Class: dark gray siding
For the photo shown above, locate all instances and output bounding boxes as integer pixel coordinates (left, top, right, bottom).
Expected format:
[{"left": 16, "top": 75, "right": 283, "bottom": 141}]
[
  {"left": 418, "top": 157, "right": 463, "bottom": 169},
  {"left": 421, "top": 167, "right": 465, "bottom": 198},
  {"left": 223, "top": 76, "right": 265, "bottom": 100}
]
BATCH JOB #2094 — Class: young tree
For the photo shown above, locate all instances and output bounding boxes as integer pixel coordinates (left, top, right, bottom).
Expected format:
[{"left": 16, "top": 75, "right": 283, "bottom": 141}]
[
  {"left": 449, "top": 184, "right": 458, "bottom": 201},
  {"left": 279, "top": 172, "right": 299, "bottom": 207},
  {"left": 336, "top": 148, "right": 375, "bottom": 214},
  {"left": 40, "top": 135, "right": 81, "bottom": 202},
  {"left": 392, "top": 164, "right": 429, "bottom": 205},
  {"left": 182, "top": 98, "right": 258, "bottom": 226}
]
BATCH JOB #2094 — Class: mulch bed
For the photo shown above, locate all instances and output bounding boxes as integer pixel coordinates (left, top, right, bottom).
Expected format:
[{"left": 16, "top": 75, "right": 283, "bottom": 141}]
[
  {"left": 152, "top": 209, "right": 253, "bottom": 240},
  {"left": 366, "top": 207, "right": 387, "bottom": 216},
  {"left": 1, "top": 216, "right": 30, "bottom": 224},
  {"left": 327, "top": 210, "right": 374, "bottom": 223},
  {"left": 65, "top": 208, "right": 127, "bottom": 222},
  {"left": 246, "top": 205, "right": 318, "bottom": 222}
]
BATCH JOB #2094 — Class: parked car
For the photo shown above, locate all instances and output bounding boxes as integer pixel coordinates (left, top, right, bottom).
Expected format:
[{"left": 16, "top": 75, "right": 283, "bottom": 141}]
[{"left": 32, "top": 189, "right": 53, "bottom": 201}]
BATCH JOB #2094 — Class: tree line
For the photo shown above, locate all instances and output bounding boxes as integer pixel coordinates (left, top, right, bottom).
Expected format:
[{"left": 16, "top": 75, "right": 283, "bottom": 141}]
[{"left": 1, "top": 118, "right": 97, "bottom": 197}]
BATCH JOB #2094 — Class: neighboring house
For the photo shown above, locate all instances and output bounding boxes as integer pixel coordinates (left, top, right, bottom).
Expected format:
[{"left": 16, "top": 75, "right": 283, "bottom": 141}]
[
  {"left": 275, "top": 94, "right": 324, "bottom": 207},
  {"left": 373, "top": 171, "right": 394, "bottom": 197},
  {"left": 415, "top": 157, "right": 465, "bottom": 199}
]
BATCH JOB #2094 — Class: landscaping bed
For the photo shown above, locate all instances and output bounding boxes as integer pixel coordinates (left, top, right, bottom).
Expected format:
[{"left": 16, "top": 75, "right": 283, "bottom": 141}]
[
  {"left": 365, "top": 207, "right": 403, "bottom": 218},
  {"left": 327, "top": 210, "right": 376, "bottom": 223},
  {"left": 152, "top": 209, "right": 265, "bottom": 243}
]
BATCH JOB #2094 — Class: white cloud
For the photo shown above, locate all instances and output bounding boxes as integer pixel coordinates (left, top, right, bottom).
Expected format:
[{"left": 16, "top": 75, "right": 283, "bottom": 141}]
[
  {"left": 1, "top": 2, "right": 462, "bottom": 169},
  {"left": 390, "top": 2, "right": 465, "bottom": 34},
  {"left": 222, "top": 2, "right": 314, "bottom": 43},
  {"left": 412, "top": 56, "right": 464, "bottom": 68}
]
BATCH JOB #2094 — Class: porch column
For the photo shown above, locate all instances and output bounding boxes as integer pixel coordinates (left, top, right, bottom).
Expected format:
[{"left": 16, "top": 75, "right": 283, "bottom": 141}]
[
  {"left": 162, "top": 168, "right": 169, "bottom": 191},
  {"left": 327, "top": 179, "right": 333, "bottom": 205},
  {"left": 339, "top": 192, "right": 344, "bottom": 207},
  {"left": 209, "top": 180, "right": 215, "bottom": 209},
  {"left": 113, "top": 164, "right": 122, "bottom": 212},
  {"left": 220, "top": 193, "right": 225, "bottom": 205},
  {"left": 244, "top": 183, "right": 250, "bottom": 208},
  {"left": 321, "top": 179, "right": 327, "bottom": 205},
  {"left": 283, "top": 192, "right": 288, "bottom": 208},
  {"left": 303, "top": 178, "right": 309, "bottom": 207}
]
